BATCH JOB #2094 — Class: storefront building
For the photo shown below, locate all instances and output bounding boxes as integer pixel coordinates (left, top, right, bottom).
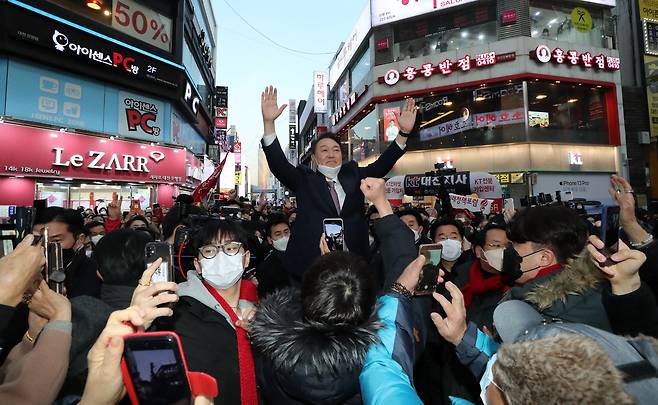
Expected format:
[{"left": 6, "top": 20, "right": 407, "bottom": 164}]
[
  {"left": 0, "top": 0, "right": 217, "bottom": 209},
  {"left": 326, "top": 0, "right": 623, "bottom": 203}
]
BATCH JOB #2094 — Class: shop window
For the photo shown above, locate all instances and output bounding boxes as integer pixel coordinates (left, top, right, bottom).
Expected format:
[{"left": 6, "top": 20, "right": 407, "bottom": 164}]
[
  {"left": 36, "top": 182, "right": 153, "bottom": 210},
  {"left": 377, "top": 4, "right": 497, "bottom": 65},
  {"left": 183, "top": 41, "right": 210, "bottom": 110},
  {"left": 45, "top": 0, "right": 175, "bottom": 52},
  {"left": 530, "top": 2, "right": 612, "bottom": 49},
  {"left": 383, "top": 81, "right": 526, "bottom": 151},
  {"left": 351, "top": 48, "right": 371, "bottom": 90},
  {"left": 334, "top": 77, "right": 351, "bottom": 112},
  {"left": 349, "top": 109, "right": 378, "bottom": 162},
  {"left": 527, "top": 81, "right": 609, "bottom": 144}
]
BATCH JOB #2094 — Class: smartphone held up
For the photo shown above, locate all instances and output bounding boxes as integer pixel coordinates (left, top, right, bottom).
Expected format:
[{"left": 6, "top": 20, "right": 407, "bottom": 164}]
[
  {"left": 415, "top": 243, "right": 442, "bottom": 296},
  {"left": 145, "top": 242, "right": 174, "bottom": 284},
  {"left": 323, "top": 218, "right": 345, "bottom": 252}
]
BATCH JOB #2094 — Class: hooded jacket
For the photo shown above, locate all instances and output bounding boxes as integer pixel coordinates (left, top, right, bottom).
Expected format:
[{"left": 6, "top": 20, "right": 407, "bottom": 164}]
[
  {"left": 502, "top": 254, "right": 612, "bottom": 332},
  {"left": 156, "top": 271, "right": 258, "bottom": 405},
  {"left": 250, "top": 287, "right": 380, "bottom": 405}
]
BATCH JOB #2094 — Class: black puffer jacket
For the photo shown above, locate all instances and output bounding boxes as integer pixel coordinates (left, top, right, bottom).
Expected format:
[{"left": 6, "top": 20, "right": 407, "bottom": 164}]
[{"left": 250, "top": 288, "right": 380, "bottom": 405}]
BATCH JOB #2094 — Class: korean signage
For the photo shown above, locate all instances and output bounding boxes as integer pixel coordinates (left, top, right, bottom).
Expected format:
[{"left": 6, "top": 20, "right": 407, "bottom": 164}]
[
  {"left": 449, "top": 194, "right": 496, "bottom": 215},
  {"left": 331, "top": 85, "right": 368, "bottom": 126},
  {"left": 289, "top": 125, "right": 298, "bottom": 150},
  {"left": 314, "top": 71, "right": 328, "bottom": 113},
  {"left": 641, "top": 0, "right": 658, "bottom": 20},
  {"left": 5, "top": 59, "right": 104, "bottom": 132},
  {"left": 420, "top": 108, "right": 525, "bottom": 141},
  {"left": 380, "top": 52, "right": 516, "bottom": 86},
  {"left": 371, "top": 0, "right": 478, "bottom": 27},
  {"left": 234, "top": 141, "right": 242, "bottom": 165},
  {"left": 492, "top": 172, "right": 525, "bottom": 185},
  {"left": 329, "top": 4, "right": 371, "bottom": 89},
  {"left": 289, "top": 99, "right": 297, "bottom": 124},
  {"left": 530, "top": 45, "right": 620, "bottom": 70},
  {"left": 397, "top": 171, "right": 502, "bottom": 199},
  {"left": 0, "top": 122, "right": 185, "bottom": 183},
  {"left": 2, "top": 4, "right": 180, "bottom": 88},
  {"left": 118, "top": 91, "right": 165, "bottom": 141},
  {"left": 111, "top": 0, "right": 173, "bottom": 52}
]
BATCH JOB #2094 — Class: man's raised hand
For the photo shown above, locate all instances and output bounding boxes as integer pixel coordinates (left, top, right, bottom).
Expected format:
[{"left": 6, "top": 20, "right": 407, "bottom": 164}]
[{"left": 261, "top": 86, "right": 287, "bottom": 124}]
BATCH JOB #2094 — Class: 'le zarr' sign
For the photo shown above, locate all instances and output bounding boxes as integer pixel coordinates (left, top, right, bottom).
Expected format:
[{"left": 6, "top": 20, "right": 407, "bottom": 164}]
[
  {"left": 530, "top": 45, "right": 620, "bottom": 70},
  {"left": 379, "top": 52, "right": 517, "bottom": 86},
  {"left": 0, "top": 123, "right": 186, "bottom": 184}
]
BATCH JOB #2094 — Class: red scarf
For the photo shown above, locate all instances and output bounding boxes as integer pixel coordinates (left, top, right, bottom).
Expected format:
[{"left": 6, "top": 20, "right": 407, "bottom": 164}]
[
  {"left": 202, "top": 280, "right": 259, "bottom": 405},
  {"left": 461, "top": 261, "right": 505, "bottom": 308},
  {"left": 529, "top": 263, "right": 562, "bottom": 282}
]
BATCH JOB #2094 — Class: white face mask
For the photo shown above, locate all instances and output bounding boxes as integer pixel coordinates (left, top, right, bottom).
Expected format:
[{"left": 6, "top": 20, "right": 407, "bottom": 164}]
[
  {"left": 317, "top": 164, "right": 341, "bottom": 179},
  {"left": 272, "top": 235, "right": 289, "bottom": 252},
  {"left": 480, "top": 354, "right": 499, "bottom": 405},
  {"left": 482, "top": 248, "right": 504, "bottom": 271},
  {"left": 199, "top": 252, "right": 245, "bottom": 290},
  {"left": 90, "top": 234, "right": 103, "bottom": 245},
  {"left": 412, "top": 229, "right": 421, "bottom": 243},
  {"left": 440, "top": 239, "right": 462, "bottom": 262},
  {"left": 368, "top": 235, "right": 375, "bottom": 246}
]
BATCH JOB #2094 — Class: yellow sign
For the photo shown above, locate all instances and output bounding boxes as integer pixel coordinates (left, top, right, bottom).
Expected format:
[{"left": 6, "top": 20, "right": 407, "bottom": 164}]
[
  {"left": 234, "top": 170, "right": 242, "bottom": 185},
  {"left": 571, "top": 7, "right": 592, "bottom": 33},
  {"left": 645, "top": 55, "right": 658, "bottom": 137},
  {"left": 640, "top": 0, "right": 658, "bottom": 20},
  {"left": 493, "top": 172, "right": 525, "bottom": 185}
]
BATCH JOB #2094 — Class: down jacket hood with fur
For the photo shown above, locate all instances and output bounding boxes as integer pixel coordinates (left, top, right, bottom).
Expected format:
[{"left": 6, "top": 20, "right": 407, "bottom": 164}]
[
  {"left": 506, "top": 252, "right": 612, "bottom": 331},
  {"left": 250, "top": 287, "right": 380, "bottom": 404}
]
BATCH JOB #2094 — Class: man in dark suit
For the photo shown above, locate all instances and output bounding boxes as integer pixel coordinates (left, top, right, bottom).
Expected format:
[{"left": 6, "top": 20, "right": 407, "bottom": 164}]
[{"left": 259, "top": 86, "right": 418, "bottom": 277}]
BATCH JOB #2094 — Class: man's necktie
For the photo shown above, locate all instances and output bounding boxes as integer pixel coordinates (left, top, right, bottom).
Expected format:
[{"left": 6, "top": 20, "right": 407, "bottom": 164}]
[{"left": 327, "top": 181, "right": 341, "bottom": 214}]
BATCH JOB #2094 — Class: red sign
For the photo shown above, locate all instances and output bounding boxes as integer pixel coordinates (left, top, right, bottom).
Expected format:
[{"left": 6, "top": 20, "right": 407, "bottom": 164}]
[
  {"left": 500, "top": 9, "right": 517, "bottom": 25},
  {"left": 530, "top": 45, "right": 620, "bottom": 71},
  {"left": 214, "top": 117, "right": 228, "bottom": 130},
  {"left": 0, "top": 123, "right": 186, "bottom": 183},
  {"left": 379, "top": 52, "right": 515, "bottom": 86}
]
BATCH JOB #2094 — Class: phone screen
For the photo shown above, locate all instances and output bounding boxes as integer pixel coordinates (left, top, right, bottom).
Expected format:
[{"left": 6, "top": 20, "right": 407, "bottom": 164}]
[
  {"left": 601, "top": 206, "right": 620, "bottom": 249},
  {"left": 416, "top": 244, "right": 442, "bottom": 296},
  {"left": 123, "top": 335, "right": 192, "bottom": 405},
  {"left": 145, "top": 242, "right": 173, "bottom": 284},
  {"left": 323, "top": 218, "right": 344, "bottom": 251}
]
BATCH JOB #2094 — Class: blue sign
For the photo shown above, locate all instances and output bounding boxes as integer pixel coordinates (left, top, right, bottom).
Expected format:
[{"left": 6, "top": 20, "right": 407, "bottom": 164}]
[
  {"left": 171, "top": 109, "right": 206, "bottom": 155},
  {"left": 103, "top": 88, "right": 171, "bottom": 143},
  {"left": 5, "top": 60, "right": 105, "bottom": 132},
  {"left": 0, "top": 57, "right": 7, "bottom": 116}
]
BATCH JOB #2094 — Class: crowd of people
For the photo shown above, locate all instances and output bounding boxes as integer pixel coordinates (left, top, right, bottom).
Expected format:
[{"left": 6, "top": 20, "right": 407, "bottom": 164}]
[{"left": 0, "top": 87, "right": 657, "bottom": 404}]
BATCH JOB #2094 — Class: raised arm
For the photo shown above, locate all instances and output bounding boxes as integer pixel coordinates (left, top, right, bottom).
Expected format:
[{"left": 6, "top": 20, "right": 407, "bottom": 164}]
[
  {"left": 261, "top": 86, "right": 301, "bottom": 191},
  {"left": 359, "top": 98, "right": 417, "bottom": 179}
]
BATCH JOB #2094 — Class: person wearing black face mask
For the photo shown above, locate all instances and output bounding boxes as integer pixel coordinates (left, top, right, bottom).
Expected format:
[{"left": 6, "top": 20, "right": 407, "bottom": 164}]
[
  {"left": 45, "top": 209, "right": 101, "bottom": 298},
  {"left": 499, "top": 205, "right": 612, "bottom": 331}
]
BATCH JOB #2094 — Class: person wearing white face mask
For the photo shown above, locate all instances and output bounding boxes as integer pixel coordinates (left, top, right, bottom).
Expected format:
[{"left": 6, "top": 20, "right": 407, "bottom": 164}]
[
  {"left": 161, "top": 220, "right": 259, "bottom": 405},
  {"left": 397, "top": 209, "right": 432, "bottom": 249},
  {"left": 260, "top": 85, "right": 418, "bottom": 277},
  {"left": 256, "top": 214, "right": 295, "bottom": 298},
  {"left": 460, "top": 224, "right": 509, "bottom": 332}
]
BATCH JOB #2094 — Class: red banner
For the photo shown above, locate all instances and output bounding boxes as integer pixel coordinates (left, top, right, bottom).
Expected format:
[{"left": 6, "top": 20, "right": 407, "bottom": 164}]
[
  {"left": 192, "top": 152, "right": 229, "bottom": 203},
  {"left": 0, "top": 123, "right": 186, "bottom": 183}
]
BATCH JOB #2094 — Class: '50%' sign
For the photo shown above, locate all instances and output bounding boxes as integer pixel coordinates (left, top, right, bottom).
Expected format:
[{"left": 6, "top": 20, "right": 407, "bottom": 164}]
[{"left": 112, "top": 0, "right": 172, "bottom": 52}]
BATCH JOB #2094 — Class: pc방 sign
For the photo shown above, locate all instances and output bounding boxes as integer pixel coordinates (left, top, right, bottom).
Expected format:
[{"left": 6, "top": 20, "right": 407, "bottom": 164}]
[
  {"left": 118, "top": 91, "right": 165, "bottom": 141},
  {"left": 0, "top": 122, "right": 186, "bottom": 183}
]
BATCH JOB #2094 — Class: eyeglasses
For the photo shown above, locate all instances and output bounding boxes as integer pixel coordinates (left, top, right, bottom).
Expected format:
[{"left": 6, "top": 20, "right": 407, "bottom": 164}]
[{"left": 199, "top": 242, "right": 243, "bottom": 259}]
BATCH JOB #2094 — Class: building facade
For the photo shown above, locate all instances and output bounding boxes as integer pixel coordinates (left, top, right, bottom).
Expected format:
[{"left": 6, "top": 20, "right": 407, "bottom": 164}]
[
  {"left": 0, "top": 0, "right": 218, "bottom": 210},
  {"left": 325, "top": 0, "right": 623, "bottom": 204}
]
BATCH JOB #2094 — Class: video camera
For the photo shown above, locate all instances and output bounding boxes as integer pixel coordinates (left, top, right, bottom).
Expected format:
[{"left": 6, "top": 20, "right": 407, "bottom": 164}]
[{"left": 424, "top": 162, "right": 457, "bottom": 218}]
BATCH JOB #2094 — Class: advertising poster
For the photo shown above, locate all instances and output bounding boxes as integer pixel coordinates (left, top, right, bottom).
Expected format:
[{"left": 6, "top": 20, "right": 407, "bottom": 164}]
[
  {"left": 645, "top": 55, "right": 658, "bottom": 137},
  {"left": 6, "top": 60, "right": 104, "bottom": 132},
  {"left": 117, "top": 91, "right": 166, "bottom": 142},
  {"left": 528, "top": 111, "right": 550, "bottom": 128},
  {"left": 383, "top": 107, "right": 400, "bottom": 142}
]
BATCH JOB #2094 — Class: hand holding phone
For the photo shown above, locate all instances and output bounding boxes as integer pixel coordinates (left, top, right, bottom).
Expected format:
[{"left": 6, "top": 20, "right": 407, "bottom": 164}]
[
  {"left": 323, "top": 218, "right": 344, "bottom": 252},
  {"left": 145, "top": 242, "right": 173, "bottom": 284},
  {"left": 598, "top": 206, "right": 620, "bottom": 267},
  {"left": 415, "top": 244, "right": 442, "bottom": 296},
  {"left": 121, "top": 332, "right": 193, "bottom": 405}
]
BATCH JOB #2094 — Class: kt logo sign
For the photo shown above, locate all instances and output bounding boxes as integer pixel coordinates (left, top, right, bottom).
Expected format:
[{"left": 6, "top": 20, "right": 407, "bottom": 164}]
[{"left": 124, "top": 98, "right": 160, "bottom": 136}]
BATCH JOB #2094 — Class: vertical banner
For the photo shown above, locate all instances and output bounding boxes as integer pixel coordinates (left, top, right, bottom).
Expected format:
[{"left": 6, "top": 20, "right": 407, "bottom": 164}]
[
  {"left": 313, "top": 71, "right": 328, "bottom": 113},
  {"left": 645, "top": 55, "right": 658, "bottom": 137},
  {"left": 383, "top": 107, "right": 401, "bottom": 142},
  {"left": 289, "top": 99, "right": 297, "bottom": 124}
]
